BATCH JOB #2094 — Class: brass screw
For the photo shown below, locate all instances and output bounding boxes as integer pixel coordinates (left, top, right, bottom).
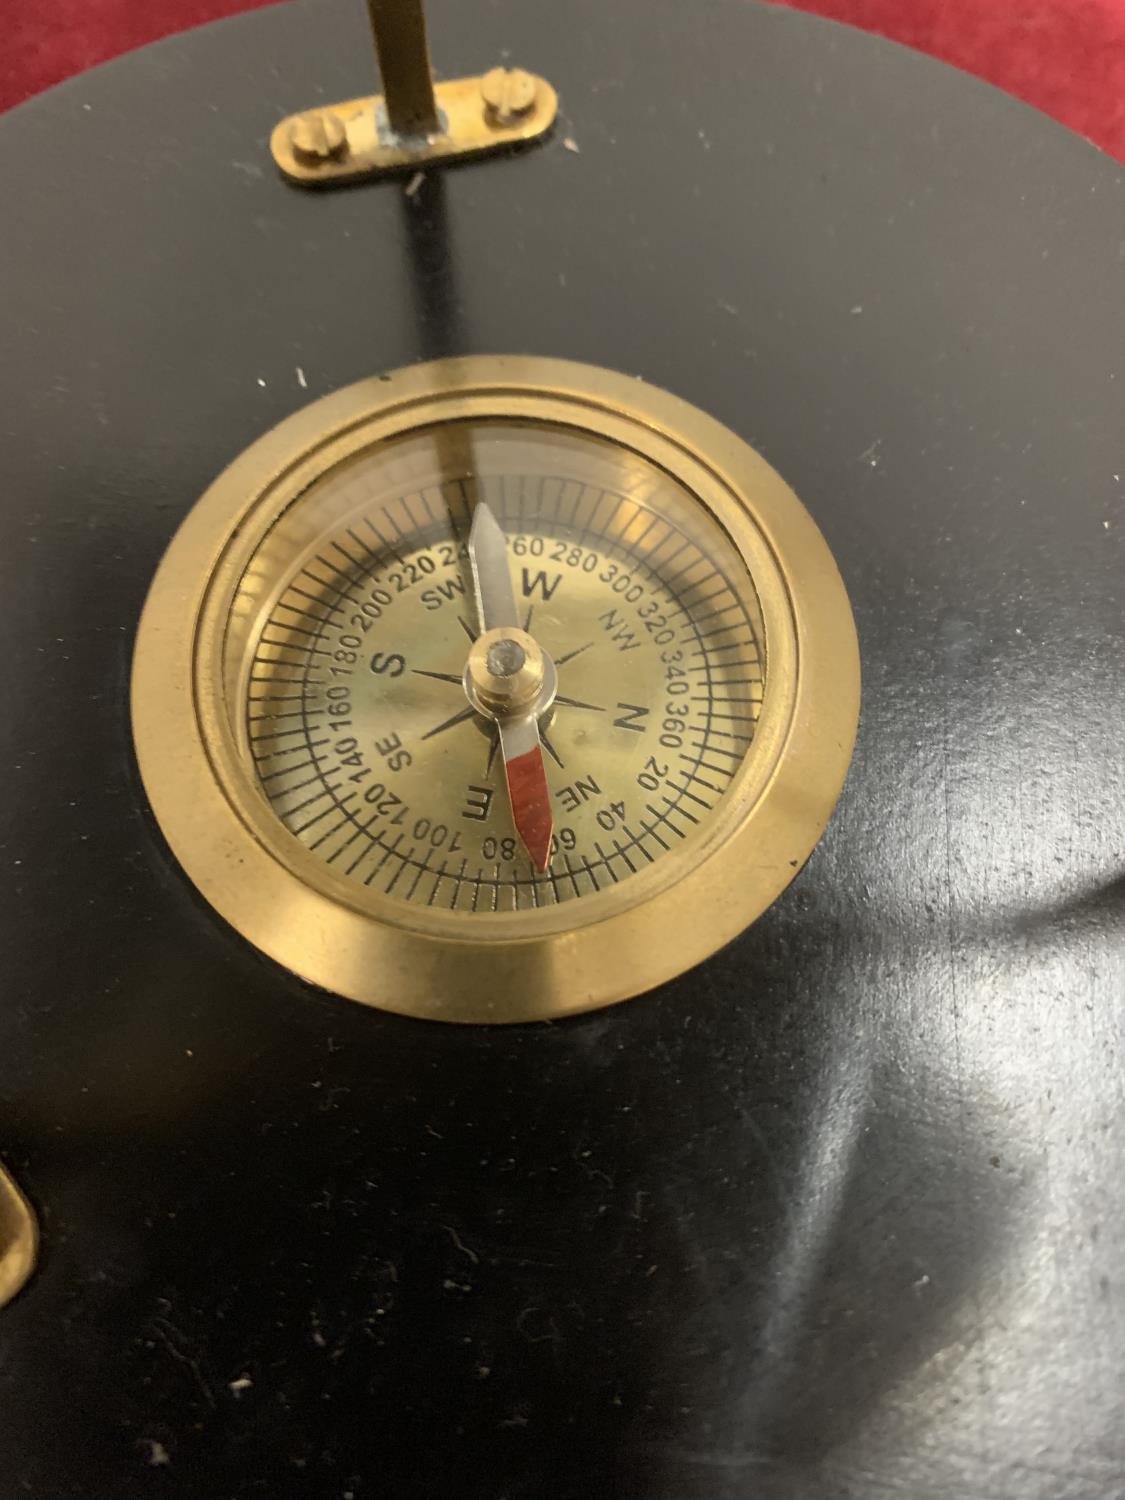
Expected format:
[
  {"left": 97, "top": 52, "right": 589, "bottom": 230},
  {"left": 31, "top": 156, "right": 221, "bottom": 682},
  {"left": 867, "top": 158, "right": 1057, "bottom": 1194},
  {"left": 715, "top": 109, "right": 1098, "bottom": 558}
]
[
  {"left": 466, "top": 627, "right": 546, "bottom": 717},
  {"left": 480, "top": 67, "right": 538, "bottom": 125},
  {"left": 289, "top": 110, "right": 348, "bottom": 163}
]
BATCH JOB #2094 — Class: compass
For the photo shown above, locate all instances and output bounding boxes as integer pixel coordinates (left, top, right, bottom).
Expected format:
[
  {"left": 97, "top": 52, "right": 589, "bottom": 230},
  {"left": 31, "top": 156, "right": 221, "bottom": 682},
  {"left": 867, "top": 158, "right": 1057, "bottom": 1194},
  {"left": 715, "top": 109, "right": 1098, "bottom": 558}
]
[
  {"left": 132, "top": 357, "right": 858, "bottom": 1021},
  {"left": 6, "top": 0, "right": 1125, "bottom": 1485}
]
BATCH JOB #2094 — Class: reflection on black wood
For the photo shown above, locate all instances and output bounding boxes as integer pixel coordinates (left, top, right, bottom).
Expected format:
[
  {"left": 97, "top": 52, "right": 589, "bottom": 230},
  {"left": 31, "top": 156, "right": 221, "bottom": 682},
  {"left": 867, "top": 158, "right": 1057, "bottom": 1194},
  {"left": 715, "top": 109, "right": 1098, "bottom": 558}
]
[
  {"left": 0, "top": 885, "right": 1027, "bottom": 1499},
  {"left": 398, "top": 173, "right": 479, "bottom": 527},
  {"left": 401, "top": 172, "right": 462, "bottom": 363}
]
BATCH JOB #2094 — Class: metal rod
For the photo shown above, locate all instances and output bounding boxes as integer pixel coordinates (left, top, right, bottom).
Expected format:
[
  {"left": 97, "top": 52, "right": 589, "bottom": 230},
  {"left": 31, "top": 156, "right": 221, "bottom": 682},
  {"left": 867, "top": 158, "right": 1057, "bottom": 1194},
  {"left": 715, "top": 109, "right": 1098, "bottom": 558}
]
[{"left": 366, "top": 0, "right": 440, "bottom": 137}]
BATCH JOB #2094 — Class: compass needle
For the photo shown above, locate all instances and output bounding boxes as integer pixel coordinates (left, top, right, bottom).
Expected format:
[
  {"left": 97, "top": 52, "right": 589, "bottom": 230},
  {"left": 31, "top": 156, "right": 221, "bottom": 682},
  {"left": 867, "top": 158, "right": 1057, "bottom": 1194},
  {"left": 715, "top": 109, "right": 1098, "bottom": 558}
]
[
  {"left": 133, "top": 358, "right": 858, "bottom": 1020},
  {"left": 468, "top": 501, "right": 519, "bottom": 631},
  {"left": 500, "top": 725, "right": 554, "bottom": 874},
  {"left": 466, "top": 502, "right": 555, "bottom": 870}
]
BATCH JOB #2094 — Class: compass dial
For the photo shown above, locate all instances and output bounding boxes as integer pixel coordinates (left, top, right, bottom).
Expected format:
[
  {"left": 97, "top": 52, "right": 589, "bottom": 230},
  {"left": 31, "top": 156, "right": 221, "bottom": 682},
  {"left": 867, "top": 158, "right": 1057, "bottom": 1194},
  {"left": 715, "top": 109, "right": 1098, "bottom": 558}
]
[
  {"left": 241, "top": 422, "right": 765, "bottom": 913},
  {"left": 133, "top": 358, "right": 858, "bottom": 1021}
]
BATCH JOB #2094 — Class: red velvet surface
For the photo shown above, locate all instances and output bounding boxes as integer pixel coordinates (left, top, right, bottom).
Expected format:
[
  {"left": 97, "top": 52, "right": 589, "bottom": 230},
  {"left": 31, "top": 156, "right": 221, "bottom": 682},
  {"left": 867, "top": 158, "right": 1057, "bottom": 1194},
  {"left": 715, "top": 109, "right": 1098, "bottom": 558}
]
[{"left": 3, "top": 0, "right": 1125, "bottom": 162}]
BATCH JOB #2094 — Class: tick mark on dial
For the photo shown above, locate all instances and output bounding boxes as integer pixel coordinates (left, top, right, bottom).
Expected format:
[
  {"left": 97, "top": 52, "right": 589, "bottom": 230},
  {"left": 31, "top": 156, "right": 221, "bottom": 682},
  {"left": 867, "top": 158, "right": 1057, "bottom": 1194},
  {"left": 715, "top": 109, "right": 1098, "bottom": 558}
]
[
  {"left": 539, "top": 728, "right": 565, "bottom": 770},
  {"left": 421, "top": 704, "right": 476, "bottom": 741},
  {"left": 553, "top": 693, "right": 605, "bottom": 713},
  {"left": 553, "top": 642, "right": 593, "bottom": 669}
]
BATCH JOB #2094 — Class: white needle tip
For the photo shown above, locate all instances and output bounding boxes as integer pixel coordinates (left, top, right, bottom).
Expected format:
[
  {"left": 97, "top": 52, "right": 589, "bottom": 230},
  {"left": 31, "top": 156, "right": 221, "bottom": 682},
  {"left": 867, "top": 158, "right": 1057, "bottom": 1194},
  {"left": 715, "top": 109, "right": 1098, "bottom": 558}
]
[
  {"left": 469, "top": 501, "right": 502, "bottom": 547},
  {"left": 468, "top": 501, "right": 518, "bottom": 632}
]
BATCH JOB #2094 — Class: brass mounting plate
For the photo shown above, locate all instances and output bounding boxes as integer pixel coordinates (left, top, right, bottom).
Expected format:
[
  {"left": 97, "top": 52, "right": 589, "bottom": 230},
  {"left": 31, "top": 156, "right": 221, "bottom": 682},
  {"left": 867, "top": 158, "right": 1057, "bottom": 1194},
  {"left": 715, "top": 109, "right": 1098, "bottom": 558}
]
[
  {"left": 270, "top": 73, "right": 558, "bottom": 187},
  {"left": 0, "top": 1162, "right": 36, "bottom": 1310}
]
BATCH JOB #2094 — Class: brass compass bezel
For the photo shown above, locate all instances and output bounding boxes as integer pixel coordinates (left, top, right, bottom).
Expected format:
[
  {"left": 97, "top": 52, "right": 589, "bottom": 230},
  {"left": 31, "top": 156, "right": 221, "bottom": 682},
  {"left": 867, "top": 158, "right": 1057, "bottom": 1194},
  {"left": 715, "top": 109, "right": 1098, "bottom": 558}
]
[
  {"left": 131, "top": 356, "right": 859, "bottom": 1023},
  {"left": 0, "top": 1162, "right": 36, "bottom": 1310}
]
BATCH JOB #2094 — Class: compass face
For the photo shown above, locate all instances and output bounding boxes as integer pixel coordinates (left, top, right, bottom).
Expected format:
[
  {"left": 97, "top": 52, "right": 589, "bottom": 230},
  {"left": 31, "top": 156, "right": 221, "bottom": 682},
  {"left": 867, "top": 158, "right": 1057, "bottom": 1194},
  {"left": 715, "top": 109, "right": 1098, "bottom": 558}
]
[
  {"left": 133, "top": 357, "right": 858, "bottom": 1020},
  {"left": 240, "top": 422, "right": 765, "bottom": 913}
]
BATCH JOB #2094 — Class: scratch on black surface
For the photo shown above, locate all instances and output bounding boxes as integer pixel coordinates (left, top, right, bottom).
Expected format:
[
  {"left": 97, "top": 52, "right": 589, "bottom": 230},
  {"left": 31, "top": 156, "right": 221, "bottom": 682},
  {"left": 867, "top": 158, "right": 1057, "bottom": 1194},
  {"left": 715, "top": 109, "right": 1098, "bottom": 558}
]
[
  {"left": 442, "top": 1224, "right": 480, "bottom": 1265},
  {"left": 635, "top": 1444, "right": 769, "bottom": 1472},
  {"left": 573, "top": 1143, "right": 613, "bottom": 1187},
  {"left": 151, "top": 1315, "right": 216, "bottom": 1409},
  {"left": 516, "top": 1307, "right": 562, "bottom": 1345}
]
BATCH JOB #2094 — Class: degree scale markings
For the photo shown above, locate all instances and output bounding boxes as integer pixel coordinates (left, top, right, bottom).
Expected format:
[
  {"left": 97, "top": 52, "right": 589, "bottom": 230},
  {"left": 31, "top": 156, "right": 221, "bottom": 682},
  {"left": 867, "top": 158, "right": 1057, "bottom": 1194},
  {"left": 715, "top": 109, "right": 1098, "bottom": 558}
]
[
  {"left": 258, "top": 487, "right": 755, "bottom": 899},
  {"left": 243, "top": 450, "right": 764, "bottom": 913}
]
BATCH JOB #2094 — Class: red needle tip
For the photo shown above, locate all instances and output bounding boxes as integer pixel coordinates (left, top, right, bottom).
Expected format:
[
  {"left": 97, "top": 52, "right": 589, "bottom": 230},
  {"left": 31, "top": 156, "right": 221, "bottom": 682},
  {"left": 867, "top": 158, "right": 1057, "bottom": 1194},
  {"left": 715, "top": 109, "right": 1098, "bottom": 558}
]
[{"left": 504, "top": 745, "right": 554, "bottom": 873}]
